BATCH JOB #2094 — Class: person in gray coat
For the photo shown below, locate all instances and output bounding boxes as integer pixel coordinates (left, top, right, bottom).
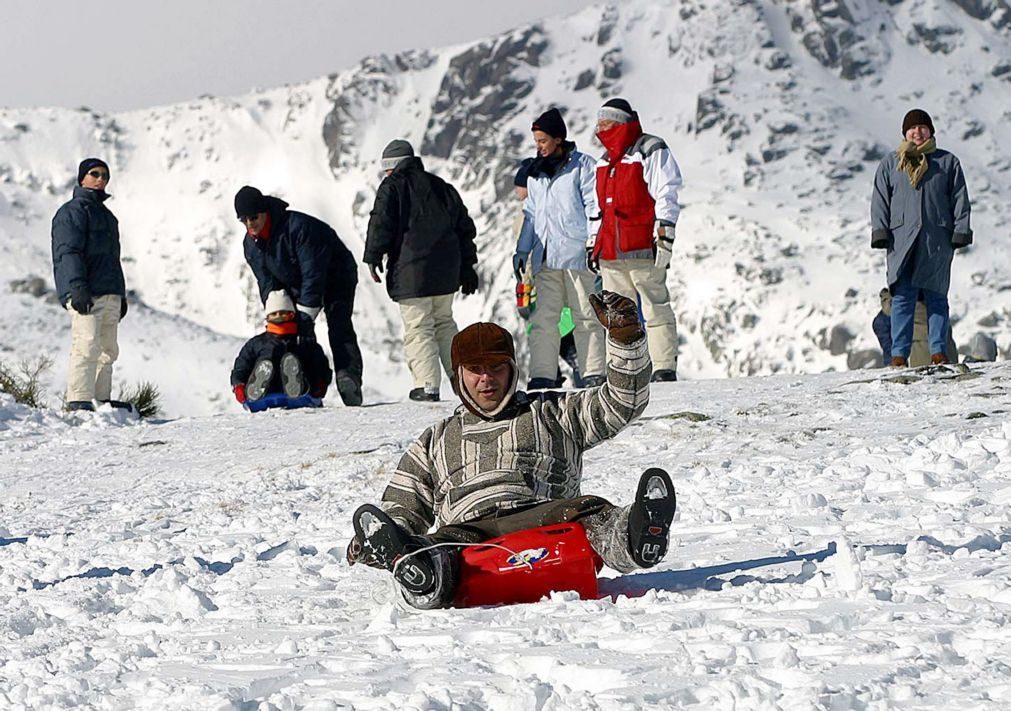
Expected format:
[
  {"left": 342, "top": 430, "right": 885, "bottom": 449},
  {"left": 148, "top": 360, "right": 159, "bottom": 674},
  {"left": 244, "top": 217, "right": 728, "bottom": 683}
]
[
  {"left": 871, "top": 109, "right": 972, "bottom": 367},
  {"left": 51, "top": 158, "right": 128, "bottom": 412}
]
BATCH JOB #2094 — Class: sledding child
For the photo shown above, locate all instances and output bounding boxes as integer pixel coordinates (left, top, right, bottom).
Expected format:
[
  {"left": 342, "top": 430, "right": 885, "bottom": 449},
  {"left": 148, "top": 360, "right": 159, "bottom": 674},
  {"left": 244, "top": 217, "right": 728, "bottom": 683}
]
[
  {"left": 347, "top": 290, "right": 677, "bottom": 609},
  {"left": 230, "top": 291, "right": 333, "bottom": 406}
]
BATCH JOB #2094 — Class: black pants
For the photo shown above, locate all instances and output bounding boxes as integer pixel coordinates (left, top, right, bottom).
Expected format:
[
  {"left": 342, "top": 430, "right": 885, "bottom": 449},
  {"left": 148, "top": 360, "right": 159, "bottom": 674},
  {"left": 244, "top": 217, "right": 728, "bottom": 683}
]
[{"left": 323, "top": 278, "right": 363, "bottom": 385}]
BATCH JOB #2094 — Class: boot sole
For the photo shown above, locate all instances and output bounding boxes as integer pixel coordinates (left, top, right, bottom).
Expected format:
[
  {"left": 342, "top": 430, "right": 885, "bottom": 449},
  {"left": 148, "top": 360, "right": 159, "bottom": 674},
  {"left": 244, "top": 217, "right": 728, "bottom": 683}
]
[
  {"left": 630, "top": 467, "right": 677, "bottom": 567},
  {"left": 280, "top": 353, "right": 306, "bottom": 398},
  {"left": 246, "top": 360, "right": 274, "bottom": 401},
  {"left": 352, "top": 504, "right": 435, "bottom": 594}
]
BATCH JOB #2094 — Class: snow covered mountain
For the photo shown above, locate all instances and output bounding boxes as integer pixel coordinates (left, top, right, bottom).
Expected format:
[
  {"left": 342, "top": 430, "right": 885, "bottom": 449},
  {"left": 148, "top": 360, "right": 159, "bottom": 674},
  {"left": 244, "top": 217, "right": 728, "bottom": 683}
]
[{"left": 2, "top": 0, "right": 1010, "bottom": 415}]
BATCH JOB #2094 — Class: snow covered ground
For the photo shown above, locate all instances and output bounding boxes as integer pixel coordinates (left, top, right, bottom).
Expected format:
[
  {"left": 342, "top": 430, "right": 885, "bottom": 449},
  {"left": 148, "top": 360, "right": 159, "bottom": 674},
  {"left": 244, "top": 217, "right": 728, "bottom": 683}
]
[{"left": 3, "top": 361, "right": 1010, "bottom": 709}]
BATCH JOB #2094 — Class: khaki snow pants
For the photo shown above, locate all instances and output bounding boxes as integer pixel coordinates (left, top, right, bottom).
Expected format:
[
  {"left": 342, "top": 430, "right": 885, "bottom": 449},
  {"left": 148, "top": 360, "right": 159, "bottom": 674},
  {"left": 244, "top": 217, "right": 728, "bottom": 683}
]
[
  {"left": 398, "top": 294, "right": 458, "bottom": 390},
  {"left": 66, "top": 294, "right": 122, "bottom": 403},
  {"left": 601, "top": 259, "right": 678, "bottom": 372},
  {"left": 528, "top": 268, "right": 606, "bottom": 382}
]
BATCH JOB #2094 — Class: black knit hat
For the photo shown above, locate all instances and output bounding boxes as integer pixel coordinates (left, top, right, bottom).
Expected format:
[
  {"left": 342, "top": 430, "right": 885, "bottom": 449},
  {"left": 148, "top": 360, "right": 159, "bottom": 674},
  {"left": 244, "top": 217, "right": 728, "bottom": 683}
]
[
  {"left": 532, "top": 108, "right": 567, "bottom": 139},
  {"left": 598, "top": 98, "right": 634, "bottom": 124},
  {"left": 381, "top": 139, "right": 414, "bottom": 171},
  {"left": 77, "top": 158, "right": 110, "bottom": 185},
  {"left": 513, "top": 157, "right": 536, "bottom": 187},
  {"left": 234, "top": 185, "right": 269, "bottom": 219},
  {"left": 902, "top": 109, "right": 934, "bottom": 136}
]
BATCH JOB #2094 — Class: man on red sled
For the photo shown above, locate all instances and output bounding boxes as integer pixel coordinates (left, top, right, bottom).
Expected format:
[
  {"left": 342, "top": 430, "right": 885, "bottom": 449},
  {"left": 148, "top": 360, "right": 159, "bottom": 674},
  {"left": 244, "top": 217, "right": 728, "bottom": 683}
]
[{"left": 348, "top": 291, "right": 677, "bottom": 609}]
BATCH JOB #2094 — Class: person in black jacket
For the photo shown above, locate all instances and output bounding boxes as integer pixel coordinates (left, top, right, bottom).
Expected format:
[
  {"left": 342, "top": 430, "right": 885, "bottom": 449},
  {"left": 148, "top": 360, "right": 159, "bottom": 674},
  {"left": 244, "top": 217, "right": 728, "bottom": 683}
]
[
  {"left": 231, "top": 291, "right": 333, "bottom": 405},
  {"left": 51, "top": 158, "right": 128, "bottom": 412},
  {"left": 362, "top": 140, "right": 479, "bottom": 402},
  {"left": 235, "top": 186, "right": 363, "bottom": 406}
]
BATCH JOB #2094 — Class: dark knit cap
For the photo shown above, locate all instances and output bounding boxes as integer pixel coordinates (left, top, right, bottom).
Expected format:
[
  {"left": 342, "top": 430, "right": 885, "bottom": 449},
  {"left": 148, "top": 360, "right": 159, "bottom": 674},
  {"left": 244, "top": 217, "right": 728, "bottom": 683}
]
[
  {"left": 234, "top": 185, "right": 269, "bottom": 219},
  {"left": 451, "top": 322, "right": 516, "bottom": 372},
  {"left": 77, "top": 158, "right": 110, "bottom": 185},
  {"left": 513, "top": 157, "right": 536, "bottom": 187},
  {"left": 902, "top": 109, "right": 934, "bottom": 136},
  {"left": 598, "top": 98, "right": 634, "bottom": 124},
  {"left": 381, "top": 139, "right": 414, "bottom": 171},
  {"left": 532, "top": 108, "right": 567, "bottom": 139}
]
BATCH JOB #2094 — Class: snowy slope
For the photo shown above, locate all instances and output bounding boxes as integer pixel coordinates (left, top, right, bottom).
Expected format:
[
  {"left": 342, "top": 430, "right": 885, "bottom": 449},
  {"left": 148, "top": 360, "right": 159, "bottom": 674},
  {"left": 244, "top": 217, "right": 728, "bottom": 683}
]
[
  {"left": 2, "top": 363, "right": 1011, "bottom": 708},
  {"left": 1, "top": 0, "right": 1010, "bottom": 418}
]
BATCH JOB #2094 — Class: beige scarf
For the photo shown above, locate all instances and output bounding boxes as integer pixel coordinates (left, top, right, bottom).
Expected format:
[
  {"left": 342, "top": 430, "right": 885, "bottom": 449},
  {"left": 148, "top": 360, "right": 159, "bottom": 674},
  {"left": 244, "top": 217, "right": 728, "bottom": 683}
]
[{"left": 896, "top": 137, "right": 936, "bottom": 188}]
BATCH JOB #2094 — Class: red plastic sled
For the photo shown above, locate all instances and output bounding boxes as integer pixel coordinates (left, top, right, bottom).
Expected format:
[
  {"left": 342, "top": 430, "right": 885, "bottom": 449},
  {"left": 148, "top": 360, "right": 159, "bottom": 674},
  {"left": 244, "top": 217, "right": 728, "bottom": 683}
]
[{"left": 454, "top": 523, "right": 603, "bottom": 607}]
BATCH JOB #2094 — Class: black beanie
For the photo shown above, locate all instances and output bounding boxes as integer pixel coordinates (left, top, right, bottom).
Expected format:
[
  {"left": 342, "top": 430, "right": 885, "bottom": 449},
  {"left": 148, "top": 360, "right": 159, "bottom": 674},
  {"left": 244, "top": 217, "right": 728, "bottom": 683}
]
[
  {"left": 77, "top": 158, "right": 110, "bottom": 185},
  {"left": 598, "top": 98, "right": 634, "bottom": 124},
  {"left": 513, "top": 157, "right": 536, "bottom": 188},
  {"left": 531, "top": 108, "right": 567, "bottom": 139},
  {"left": 901, "top": 109, "right": 934, "bottom": 136},
  {"left": 234, "top": 185, "right": 269, "bottom": 218}
]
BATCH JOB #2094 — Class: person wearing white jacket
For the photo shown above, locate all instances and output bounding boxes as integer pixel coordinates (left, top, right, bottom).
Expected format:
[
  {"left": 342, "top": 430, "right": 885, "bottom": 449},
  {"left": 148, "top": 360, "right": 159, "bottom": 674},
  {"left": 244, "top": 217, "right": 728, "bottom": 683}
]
[{"left": 513, "top": 108, "right": 606, "bottom": 389}]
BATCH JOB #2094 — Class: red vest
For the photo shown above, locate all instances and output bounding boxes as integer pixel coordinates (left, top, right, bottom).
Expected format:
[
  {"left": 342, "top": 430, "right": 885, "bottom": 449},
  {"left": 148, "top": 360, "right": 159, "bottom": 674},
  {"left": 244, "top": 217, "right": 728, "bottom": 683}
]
[{"left": 594, "top": 119, "right": 657, "bottom": 261}]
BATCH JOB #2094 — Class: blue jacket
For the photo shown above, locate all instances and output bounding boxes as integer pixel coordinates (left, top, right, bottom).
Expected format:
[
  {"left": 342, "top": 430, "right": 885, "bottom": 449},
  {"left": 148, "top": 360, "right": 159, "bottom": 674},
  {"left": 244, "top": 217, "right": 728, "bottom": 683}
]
[
  {"left": 243, "top": 197, "right": 357, "bottom": 309},
  {"left": 870, "top": 147, "right": 972, "bottom": 294},
  {"left": 51, "top": 187, "right": 126, "bottom": 303},
  {"left": 516, "top": 146, "right": 599, "bottom": 274}
]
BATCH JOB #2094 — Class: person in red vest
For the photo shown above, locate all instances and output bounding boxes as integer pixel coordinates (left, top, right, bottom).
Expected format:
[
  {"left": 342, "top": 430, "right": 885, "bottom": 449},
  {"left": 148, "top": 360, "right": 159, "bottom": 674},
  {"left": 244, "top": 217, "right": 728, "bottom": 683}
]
[{"left": 590, "top": 98, "right": 684, "bottom": 382}]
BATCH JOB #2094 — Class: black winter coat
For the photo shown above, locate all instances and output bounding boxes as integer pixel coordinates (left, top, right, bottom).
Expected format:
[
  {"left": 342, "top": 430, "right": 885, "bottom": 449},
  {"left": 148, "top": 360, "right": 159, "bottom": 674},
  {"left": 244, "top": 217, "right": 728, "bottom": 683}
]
[
  {"left": 363, "top": 157, "right": 477, "bottom": 301},
  {"left": 243, "top": 197, "right": 357, "bottom": 308},
  {"left": 230, "top": 331, "right": 333, "bottom": 389},
  {"left": 51, "top": 187, "right": 126, "bottom": 303}
]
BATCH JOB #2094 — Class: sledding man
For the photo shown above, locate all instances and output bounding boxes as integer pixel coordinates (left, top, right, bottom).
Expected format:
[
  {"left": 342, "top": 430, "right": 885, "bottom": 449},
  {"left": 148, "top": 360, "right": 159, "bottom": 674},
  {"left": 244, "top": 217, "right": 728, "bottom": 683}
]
[
  {"left": 51, "top": 158, "right": 129, "bottom": 412},
  {"left": 235, "top": 185, "right": 363, "bottom": 406},
  {"left": 347, "top": 290, "right": 677, "bottom": 609},
  {"left": 230, "top": 291, "right": 332, "bottom": 406},
  {"left": 591, "top": 98, "right": 684, "bottom": 382}
]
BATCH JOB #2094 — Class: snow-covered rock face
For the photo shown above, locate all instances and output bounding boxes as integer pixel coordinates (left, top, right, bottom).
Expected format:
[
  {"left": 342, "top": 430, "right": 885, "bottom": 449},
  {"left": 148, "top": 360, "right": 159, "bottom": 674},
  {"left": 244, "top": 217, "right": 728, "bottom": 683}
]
[{"left": 1, "top": 0, "right": 1010, "bottom": 415}]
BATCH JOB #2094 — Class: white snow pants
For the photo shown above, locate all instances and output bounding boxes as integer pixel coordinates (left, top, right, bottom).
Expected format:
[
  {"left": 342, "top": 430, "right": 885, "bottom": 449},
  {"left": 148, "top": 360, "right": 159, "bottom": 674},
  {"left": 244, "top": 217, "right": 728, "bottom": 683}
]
[
  {"left": 66, "top": 294, "right": 121, "bottom": 403},
  {"left": 528, "top": 268, "right": 606, "bottom": 381},
  {"left": 398, "top": 294, "right": 458, "bottom": 390},
  {"left": 601, "top": 259, "right": 678, "bottom": 372}
]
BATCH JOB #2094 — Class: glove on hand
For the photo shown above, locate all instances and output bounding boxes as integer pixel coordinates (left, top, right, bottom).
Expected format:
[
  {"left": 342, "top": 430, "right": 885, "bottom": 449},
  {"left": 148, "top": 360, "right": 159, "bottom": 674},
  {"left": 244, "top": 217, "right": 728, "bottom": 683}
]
[
  {"left": 460, "top": 265, "right": 479, "bottom": 296},
  {"left": 654, "top": 222, "right": 675, "bottom": 270},
  {"left": 70, "top": 286, "right": 94, "bottom": 315},
  {"left": 310, "top": 379, "right": 329, "bottom": 398},
  {"left": 120, "top": 297, "right": 128, "bottom": 321},
  {"left": 589, "top": 290, "right": 643, "bottom": 345},
  {"left": 296, "top": 312, "right": 317, "bottom": 345},
  {"left": 511, "top": 254, "right": 526, "bottom": 281},
  {"left": 367, "top": 262, "right": 383, "bottom": 283},
  {"left": 233, "top": 384, "right": 247, "bottom": 404},
  {"left": 586, "top": 247, "right": 600, "bottom": 274}
]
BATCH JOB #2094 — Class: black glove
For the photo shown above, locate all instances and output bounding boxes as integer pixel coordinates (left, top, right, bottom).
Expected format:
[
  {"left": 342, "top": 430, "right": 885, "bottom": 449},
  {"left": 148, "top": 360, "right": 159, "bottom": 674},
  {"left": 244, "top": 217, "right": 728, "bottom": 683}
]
[
  {"left": 460, "top": 265, "right": 479, "bottom": 296},
  {"left": 586, "top": 247, "right": 600, "bottom": 274},
  {"left": 512, "top": 254, "right": 526, "bottom": 281},
  {"left": 588, "top": 290, "right": 643, "bottom": 345},
  {"left": 296, "top": 312, "right": 317, "bottom": 344},
  {"left": 69, "top": 286, "right": 94, "bottom": 315},
  {"left": 870, "top": 230, "right": 891, "bottom": 250},
  {"left": 120, "top": 297, "right": 128, "bottom": 321},
  {"left": 367, "top": 262, "right": 383, "bottom": 283}
]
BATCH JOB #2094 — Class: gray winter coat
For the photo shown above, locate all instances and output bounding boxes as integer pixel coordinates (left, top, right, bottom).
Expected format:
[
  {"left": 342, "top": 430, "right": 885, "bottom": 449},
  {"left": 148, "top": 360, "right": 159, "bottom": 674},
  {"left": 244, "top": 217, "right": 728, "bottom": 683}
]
[
  {"left": 51, "top": 187, "right": 126, "bottom": 303},
  {"left": 870, "top": 147, "right": 972, "bottom": 294}
]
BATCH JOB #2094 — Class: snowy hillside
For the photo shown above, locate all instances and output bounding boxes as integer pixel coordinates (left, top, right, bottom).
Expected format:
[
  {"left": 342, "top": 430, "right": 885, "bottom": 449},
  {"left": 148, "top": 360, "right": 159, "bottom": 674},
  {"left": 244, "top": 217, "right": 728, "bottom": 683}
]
[
  {"left": 3, "top": 363, "right": 1011, "bottom": 707},
  {"left": 2, "top": 0, "right": 1011, "bottom": 417}
]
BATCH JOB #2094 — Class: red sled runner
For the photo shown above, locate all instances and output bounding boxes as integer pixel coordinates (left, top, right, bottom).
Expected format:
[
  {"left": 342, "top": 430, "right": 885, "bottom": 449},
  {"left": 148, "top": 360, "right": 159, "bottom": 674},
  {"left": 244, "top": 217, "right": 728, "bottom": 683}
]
[{"left": 453, "top": 523, "right": 603, "bottom": 607}]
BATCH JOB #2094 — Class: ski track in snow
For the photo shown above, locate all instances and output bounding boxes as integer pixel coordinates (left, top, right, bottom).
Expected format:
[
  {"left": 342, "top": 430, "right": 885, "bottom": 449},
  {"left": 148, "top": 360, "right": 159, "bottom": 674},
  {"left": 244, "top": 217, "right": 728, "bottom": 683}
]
[{"left": 3, "top": 363, "right": 1011, "bottom": 709}]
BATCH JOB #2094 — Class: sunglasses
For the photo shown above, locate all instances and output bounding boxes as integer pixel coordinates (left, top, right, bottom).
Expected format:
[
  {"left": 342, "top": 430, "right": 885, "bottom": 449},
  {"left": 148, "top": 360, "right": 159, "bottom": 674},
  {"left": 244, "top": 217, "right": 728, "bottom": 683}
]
[{"left": 87, "top": 170, "right": 110, "bottom": 180}]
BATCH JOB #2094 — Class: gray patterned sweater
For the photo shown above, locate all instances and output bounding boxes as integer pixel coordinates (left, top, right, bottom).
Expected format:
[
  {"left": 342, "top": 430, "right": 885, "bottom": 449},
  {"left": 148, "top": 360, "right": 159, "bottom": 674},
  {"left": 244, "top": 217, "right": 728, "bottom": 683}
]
[{"left": 381, "top": 336, "right": 651, "bottom": 535}]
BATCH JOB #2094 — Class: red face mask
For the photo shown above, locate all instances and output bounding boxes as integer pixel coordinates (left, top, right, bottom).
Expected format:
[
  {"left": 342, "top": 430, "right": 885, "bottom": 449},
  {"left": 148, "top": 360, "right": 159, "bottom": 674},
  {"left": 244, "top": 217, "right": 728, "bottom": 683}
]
[{"left": 597, "top": 118, "right": 643, "bottom": 162}]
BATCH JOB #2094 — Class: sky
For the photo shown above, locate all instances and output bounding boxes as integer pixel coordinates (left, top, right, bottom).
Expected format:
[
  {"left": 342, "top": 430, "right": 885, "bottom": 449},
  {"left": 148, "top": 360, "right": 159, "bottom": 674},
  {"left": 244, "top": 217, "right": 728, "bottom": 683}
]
[{"left": 0, "top": 0, "right": 599, "bottom": 113}]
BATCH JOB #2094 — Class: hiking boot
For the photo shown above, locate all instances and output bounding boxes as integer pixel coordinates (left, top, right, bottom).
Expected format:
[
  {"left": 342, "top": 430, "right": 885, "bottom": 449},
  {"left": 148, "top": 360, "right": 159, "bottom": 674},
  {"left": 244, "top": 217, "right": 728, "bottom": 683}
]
[
  {"left": 650, "top": 369, "right": 678, "bottom": 383},
  {"left": 581, "top": 374, "right": 606, "bottom": 388},
  {"left": 889, "top": 356, "right": 908, "bottom": 368},
  {"left": 280, "top": 353, "right": 307, "bottom": 397},
  {"left": 526, "top": 377, "right": 557, "bottom": 390},
  {"left": 246, "top": 359, "right": 275, "bottom": 401},
  {"left": 627, "top": 468, "right": 677, "bottom": 568},
  {"left": 352, "top": 504, "right": 436, "bottom": 595},
  {"left": 930, "top": 353, "right": 950, "bottom": 365},
  {"left": 99, "top": 399, "right": 136, "bottom": 413},
  {"left": 66, "top": 400, "right": 95, "bottom": 412},
  {"left": 337, "top": 372, "right": 363, "bottom": 406},
  {"left": 409, "top": 387, "right": 439, "bottom": 402}
]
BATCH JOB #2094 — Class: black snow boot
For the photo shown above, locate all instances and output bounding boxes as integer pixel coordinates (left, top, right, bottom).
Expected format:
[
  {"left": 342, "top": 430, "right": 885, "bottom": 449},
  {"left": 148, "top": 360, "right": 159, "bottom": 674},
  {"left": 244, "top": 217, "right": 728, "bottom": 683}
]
[
  {"left": 627, "top": 468, "right": 677, "bottom": 568},
  {"left": 352, "top": 504, "right": 437, "bottom": 595},
  {"left": 246, "top": 359, "right": 275, "bottom": 401},
  {"left": 280, "top": 353, "right": 307, "bottom": 398},
  {"left": 337, "top": 372, "right": 363, "bottom": 406}
]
